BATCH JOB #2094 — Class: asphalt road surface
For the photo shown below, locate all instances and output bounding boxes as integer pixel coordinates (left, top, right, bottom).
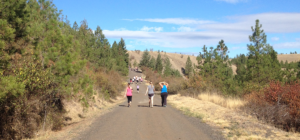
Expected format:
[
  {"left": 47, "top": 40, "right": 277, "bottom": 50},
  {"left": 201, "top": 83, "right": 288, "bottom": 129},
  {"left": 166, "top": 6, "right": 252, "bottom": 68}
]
[{"left": 74, "top": 70, "right": 224, "bottom": 140}]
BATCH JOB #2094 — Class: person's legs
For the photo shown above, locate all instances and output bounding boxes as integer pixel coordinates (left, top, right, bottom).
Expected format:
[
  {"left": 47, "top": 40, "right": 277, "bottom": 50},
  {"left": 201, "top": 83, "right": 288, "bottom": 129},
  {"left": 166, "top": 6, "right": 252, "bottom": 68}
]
[
  {"left": 151, "top": 96, "right": 154, "bottom": 107},
  {"left": 127, "top": 96, "right": 132, "bottom": 107},
  {"left": 127, "top": 96, "right": 130, "bottom": 107},
  {"left": 161, "top": 94, "right": 164, "bottom": 106},
  {"left": 130, "top": 96, "right": 132, "bottom": 107},
  {"left": 164, "top": 93, "right": 168, "bottom": 106}
]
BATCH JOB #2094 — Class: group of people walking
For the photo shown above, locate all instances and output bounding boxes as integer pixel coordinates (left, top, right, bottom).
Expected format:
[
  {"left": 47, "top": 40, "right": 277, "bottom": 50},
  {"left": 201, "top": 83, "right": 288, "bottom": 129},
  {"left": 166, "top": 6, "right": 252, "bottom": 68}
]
[
  {"left": 130, "top": 76, "right": 142, "bottom": 84},
  {"left": 124, "top": 79, "right": 168, "bottom": 108}
]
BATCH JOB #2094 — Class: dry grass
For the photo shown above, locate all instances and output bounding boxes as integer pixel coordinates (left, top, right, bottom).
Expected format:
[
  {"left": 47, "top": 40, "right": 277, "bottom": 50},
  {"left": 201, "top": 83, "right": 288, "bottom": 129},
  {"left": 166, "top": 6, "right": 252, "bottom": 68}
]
[
  {"left": 197, "top": 92, "right": 245, "bottom": 109},
  {"left": 30, "top": 93, "right": 125, "bottom": 140},
  {"left": 278, "top": 54, "right": 300, "bottom": 63},
  {"left": 169, "top": 94, "right": 300, "bottom": 140}
]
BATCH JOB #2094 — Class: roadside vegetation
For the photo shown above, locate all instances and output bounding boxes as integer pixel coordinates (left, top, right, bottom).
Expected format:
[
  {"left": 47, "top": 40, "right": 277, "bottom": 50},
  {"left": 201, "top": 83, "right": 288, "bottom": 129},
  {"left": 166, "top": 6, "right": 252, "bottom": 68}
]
[
  {"left": 138, "top": 20, "right": 300, "bottom": 133},
  {"left": 0, "top": 0, "right": 128, "bottom": 139}
]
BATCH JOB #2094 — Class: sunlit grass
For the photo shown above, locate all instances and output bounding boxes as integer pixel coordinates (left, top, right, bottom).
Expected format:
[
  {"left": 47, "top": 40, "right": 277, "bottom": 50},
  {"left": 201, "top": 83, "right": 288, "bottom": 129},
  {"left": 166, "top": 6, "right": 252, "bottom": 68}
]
[{"left": 197, "top": 92, "right": 245, "bottom": 109}]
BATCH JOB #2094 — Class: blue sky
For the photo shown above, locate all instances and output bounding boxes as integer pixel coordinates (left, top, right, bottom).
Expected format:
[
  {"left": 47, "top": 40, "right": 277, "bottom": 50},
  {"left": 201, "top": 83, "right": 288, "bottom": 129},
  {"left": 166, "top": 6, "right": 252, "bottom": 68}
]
[{"left": 53, "top": 0, "right": 300, "bottom": 58}]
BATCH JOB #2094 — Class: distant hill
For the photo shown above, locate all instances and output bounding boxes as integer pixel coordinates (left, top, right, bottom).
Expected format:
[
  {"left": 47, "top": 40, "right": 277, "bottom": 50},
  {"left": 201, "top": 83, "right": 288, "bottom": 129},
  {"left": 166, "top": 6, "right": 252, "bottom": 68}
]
[
  {"left": 129, "top": 51, "right": 300, "bottom": 76},
  {"left": 277, "top": 54, "right": 300, "bottom": 63},
  {"left": 129, "top": 51, "right": 198, "bottom": 77}
]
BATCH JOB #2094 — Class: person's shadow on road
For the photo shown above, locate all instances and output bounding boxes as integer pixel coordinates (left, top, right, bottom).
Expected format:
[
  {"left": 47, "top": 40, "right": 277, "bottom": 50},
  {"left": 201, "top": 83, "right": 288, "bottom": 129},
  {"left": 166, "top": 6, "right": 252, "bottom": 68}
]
[
  {"left": 119, "top": 105, "right": 127, "bottom": 107},
  {"left": 138, "top": 105, "right": 149, "bottom": 107},
  {"left": 137, "top": 105, "right": 163, "bottom": 107}
]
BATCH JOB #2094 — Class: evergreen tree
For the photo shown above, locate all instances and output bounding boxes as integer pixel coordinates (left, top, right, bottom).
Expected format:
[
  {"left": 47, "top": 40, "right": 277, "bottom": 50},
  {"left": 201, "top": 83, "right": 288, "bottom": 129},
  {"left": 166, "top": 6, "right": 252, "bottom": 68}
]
[
  {"left": 245, "top": 19, "right": 281, "bottom": 84},
  {"left": 280, "top": 60, "right": 284, "bottom": 67},
  {"left": 73, "top": 21, "right": 79, "bottom": 31},
  {"left": 185, "top": 56, "right": 193, "bottom": 77},
  {"left": 149, "top": 57, "right": 156, "bottom": 70},
  {"left": 217, "top": 40, "right": 228, "bottom": 60},
  {"left": 196, "top": 52, "right": 203, "bottom": 66},
  {"left": 0, "top": 0, "right": 30, "bottom": 73},
  {"left": 139, "top": 49, "right": 151, "bottom": 67},
  {"left": 155, "top": 53, "right": 163, "bottom": 73},
  {"left": 164, "top": 57, "right": 172, "bottom": 76}
]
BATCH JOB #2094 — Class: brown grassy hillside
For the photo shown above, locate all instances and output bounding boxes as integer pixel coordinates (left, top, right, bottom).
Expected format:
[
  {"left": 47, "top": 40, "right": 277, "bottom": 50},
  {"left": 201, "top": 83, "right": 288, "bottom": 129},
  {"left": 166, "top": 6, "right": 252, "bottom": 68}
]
[
  {"left": 129, "top": 51, "right": 300, "bottom": 76},
  {"left": 129, "top": 51, "right": 198, "bottom": 77},
  {"left": 277, "top": 54, "right": 300, "bottom": 62}
]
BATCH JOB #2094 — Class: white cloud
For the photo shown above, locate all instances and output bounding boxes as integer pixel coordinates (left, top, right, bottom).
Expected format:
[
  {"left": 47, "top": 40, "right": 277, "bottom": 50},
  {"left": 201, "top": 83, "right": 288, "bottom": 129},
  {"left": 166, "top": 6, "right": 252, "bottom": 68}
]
[
  {"left": 296, "top": 38, "right": 300, "bottom": 41},
  {"left": 126, "top": 44, "right": 135, "bottom": 49},
  {"left": 215, "top": 0, "right": 248, "bottom": 4},
  {"left": 114, "top": 28, "right": 128, "bottom": 31},
  {"left": 177, "top": 27, "right": 196, "bottom": 32},
  {"left": 103, "top": 29, "right": 249, "bottom": 48},
  {"left": 199, "top": 13, "right": 300, "bottom": 33},
  {"left": 124, "top": 18, "right": 214, "bottom": 25},
  {"left": 130, "top": 13, "right": 300, "bottom": 33},
  {"left": 111, "top": 13, "right": 300, "bottom": 49},
  {"left": 271, "top": 37, "right": 279, "bottom": 41},
  {"left": 154, "top": 27, "right": 163, "bottom": 32},
  {"left": 273, "top": 42, "right": 300, "bottom": 49},
  {"left": 140, "top": 26, "right": 163, "bottom": 32}
]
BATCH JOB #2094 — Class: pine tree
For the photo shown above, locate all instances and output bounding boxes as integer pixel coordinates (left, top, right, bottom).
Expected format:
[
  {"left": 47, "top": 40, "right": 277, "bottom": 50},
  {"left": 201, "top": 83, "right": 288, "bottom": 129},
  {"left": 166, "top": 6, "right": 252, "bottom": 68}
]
[
  {"left": 0, "top": 0, "right": 30, "bottom": 73},
  {"left": 164, "top": 57, "right": 172, "bottom": 76},
  {"left": 73, "top": 21, "right": 79, "bottom": 31},
  {"left": 185, "top": 56, "right": 193, "bottom": 77},
  {"left": 245, "top": 19, "right": 281, "bottom": 84},
  {"left": 155, "top": 53, "right": 163, "bottom": 73},
  {"left": 217, "top": 40, "right": 228, "bottom": 60},
  {"left": 149, "top": 57, "right": 156, "bottom": 70},
  {"left": 139, "top": 49, "right": 151, "bottom": 67}
]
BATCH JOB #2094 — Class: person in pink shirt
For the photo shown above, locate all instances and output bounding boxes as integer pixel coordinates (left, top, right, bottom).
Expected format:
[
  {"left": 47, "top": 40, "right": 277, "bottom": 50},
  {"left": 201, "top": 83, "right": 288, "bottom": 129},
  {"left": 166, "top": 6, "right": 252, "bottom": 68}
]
[{"left": 124, "top": 83, "right": 133, "bottom": 107}]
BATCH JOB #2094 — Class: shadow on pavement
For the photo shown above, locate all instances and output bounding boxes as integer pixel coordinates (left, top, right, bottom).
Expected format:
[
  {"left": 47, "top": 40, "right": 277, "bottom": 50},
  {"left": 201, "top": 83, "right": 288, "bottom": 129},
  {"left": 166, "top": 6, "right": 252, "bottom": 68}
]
[
  {"left": 153, "top": 105, "right": 163, "bottom": 107},
  {"left": 119, "top": 105, "right": 127, "bottom": 107},
  {"left": 138, "top": 105, "right": 149, "bottom": 107}
]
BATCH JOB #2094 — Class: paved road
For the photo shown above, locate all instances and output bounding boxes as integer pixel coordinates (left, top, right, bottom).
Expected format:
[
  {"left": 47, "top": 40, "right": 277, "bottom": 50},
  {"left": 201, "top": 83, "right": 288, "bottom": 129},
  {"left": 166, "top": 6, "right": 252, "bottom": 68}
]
[{"left": 74, "top": 70, "right": 223, "bottom": 140}]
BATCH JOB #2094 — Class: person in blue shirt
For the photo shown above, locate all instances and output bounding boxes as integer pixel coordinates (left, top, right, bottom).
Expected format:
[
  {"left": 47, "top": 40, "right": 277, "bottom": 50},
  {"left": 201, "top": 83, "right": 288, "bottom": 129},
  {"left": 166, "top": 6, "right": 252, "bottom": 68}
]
[{"left": 159, "top": 82, "right": 169, "bottom": 107}]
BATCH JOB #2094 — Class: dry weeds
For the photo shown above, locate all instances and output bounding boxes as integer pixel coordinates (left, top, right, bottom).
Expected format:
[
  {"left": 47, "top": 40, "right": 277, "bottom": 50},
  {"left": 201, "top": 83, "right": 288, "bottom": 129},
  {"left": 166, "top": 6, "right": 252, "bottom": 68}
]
[
  {"left": 29, "top": 91, "right": 125, "bottom": 140},
  {"left": 168, "top": 94, "right": 300, "bottom": 140},
  {"left": 197, "top": 92, "right": 245, "bottom": 109}
]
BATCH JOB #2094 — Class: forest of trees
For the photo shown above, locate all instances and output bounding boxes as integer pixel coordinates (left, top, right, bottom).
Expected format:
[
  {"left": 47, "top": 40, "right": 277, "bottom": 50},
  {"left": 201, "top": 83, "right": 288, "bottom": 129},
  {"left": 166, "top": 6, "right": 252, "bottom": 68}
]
[
  {"left": 193, "top": 20, "right": 300, "bottom": 95},
  {"left": 0, "top": 0, "right": 129, "bottom": 139}
]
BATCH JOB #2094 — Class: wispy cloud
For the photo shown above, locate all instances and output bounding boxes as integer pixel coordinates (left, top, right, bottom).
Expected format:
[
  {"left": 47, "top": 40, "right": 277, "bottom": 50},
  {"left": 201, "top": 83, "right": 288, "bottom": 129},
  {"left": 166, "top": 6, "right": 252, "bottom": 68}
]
[
  {"left": 140, "top": 26, "right": 163, "bottom": 32},
  {"left": 124, "top": 18, "right": 214, "bottom": 25},
  {"left": 271, "top": 37, "right": 279, "bottom": 41},
  {"left": 199, "top": 13, "right": 300, "bottom": 33},
  {"left": 215, "top": 0, "right": 248, "bottom": 4},
  {"left": 273, "top": 42, "right": 300, "bottom": 49},
  {"left": 177, "top": 27, "right": 196, "bottom": 32},
  {"left": 111, "top": 13, "right": 300, "bottom": 49},
  {"left": 103, "top": 30, "right": 249, "bottom": 48}
]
